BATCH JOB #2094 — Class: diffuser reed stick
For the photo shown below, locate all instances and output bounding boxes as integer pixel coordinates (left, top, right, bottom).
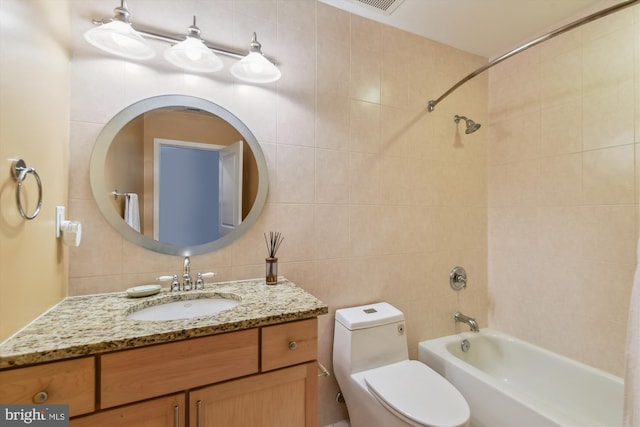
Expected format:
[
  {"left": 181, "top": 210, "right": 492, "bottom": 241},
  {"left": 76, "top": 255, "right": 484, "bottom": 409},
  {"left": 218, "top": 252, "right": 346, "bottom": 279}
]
[
  {"left": 264, "top": 232, "right": 283, "bottom": 285},
  {"left": 264, "top": 231, "right": 284, "bottom": 258}
]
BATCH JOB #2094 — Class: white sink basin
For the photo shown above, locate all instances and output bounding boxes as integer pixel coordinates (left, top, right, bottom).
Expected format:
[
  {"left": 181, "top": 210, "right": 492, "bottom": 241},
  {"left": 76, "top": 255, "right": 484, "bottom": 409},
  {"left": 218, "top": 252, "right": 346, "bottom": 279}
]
[{"left": 128, "top": 297, "right": 239, "bottom": 321}]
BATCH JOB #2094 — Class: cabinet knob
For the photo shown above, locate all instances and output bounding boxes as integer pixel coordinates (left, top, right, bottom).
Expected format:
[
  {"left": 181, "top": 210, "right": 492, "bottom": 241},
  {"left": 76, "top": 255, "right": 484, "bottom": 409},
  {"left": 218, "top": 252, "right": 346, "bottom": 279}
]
[
  {"left": 32, "top": 391, "right": 48, "bottom": 404},
  {"left": 288, "top": 341, "right": 297, "bottom": 351}
]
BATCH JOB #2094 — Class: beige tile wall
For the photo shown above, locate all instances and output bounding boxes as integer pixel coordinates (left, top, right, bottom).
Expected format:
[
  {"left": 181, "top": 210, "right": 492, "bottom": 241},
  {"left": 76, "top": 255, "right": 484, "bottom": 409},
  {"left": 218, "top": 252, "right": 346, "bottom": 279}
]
[
  {"left": 69, "top": 0, "right": 487, "bottom": 424},
  {"left": 488, "top": 4, "right": 639, "bottom": 376}
]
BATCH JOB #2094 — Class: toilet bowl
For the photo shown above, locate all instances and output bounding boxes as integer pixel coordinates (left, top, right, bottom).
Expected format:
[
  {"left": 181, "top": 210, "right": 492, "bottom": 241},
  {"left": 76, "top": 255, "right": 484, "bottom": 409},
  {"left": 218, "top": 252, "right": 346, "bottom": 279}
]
[{"left": 332, "top": 302, "right": 470, "bottom": 427}]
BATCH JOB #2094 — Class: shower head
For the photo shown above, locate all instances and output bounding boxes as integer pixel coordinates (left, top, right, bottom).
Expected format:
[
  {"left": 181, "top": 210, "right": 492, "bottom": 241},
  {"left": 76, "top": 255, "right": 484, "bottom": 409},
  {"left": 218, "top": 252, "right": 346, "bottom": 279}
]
[{"left": 454, "top": 115, "right": 481, "bottom": 134}]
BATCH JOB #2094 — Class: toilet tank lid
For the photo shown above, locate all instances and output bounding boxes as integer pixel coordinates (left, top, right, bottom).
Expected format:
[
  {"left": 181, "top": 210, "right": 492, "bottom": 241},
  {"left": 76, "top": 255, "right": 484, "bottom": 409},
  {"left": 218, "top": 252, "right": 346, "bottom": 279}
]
[{"left": 335, "top": 302, "right": 404, "bottom": 330}]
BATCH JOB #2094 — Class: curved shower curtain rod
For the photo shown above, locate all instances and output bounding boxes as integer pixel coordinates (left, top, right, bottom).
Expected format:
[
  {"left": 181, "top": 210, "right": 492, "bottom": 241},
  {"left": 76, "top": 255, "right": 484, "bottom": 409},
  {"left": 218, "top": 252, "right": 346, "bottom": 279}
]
[{"left": 427, "top": 0, "right": 640, "bottom": 112}]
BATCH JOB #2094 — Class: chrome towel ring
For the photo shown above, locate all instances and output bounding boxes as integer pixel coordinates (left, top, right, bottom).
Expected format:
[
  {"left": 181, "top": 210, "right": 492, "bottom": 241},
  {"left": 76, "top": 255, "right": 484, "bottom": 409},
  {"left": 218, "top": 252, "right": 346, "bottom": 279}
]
[{"left": 11, "top": 159, "right": 43, "bottom": 220}]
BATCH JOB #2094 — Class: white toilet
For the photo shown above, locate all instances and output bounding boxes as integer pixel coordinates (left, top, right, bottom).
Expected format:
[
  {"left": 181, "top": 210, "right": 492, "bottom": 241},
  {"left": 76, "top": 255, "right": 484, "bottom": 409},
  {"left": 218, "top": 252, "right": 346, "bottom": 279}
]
[{"left": 333, "top": 302, "right": 470, "bottom": 427}]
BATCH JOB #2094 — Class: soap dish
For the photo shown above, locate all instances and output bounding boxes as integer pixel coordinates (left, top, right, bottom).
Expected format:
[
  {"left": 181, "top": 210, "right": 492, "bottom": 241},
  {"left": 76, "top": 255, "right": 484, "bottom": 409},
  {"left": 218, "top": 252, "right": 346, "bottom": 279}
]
[{"left": 126, "top": 284, "right": 161, "bottom": 298}]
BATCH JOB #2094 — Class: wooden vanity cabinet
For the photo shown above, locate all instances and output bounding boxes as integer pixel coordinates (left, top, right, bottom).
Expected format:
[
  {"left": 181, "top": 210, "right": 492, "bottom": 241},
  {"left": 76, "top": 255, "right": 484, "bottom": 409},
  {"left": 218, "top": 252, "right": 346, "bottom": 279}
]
[{"left": 68, "top": 317, "right": 319, "bottom": 427}]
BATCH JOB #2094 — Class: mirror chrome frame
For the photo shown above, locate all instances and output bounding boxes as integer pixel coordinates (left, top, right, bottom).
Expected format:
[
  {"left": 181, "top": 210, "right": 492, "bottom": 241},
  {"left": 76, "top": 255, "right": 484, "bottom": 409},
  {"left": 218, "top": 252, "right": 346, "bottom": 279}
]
[{"left": 89, "top": 95, "right": 269, "bottom": 256}]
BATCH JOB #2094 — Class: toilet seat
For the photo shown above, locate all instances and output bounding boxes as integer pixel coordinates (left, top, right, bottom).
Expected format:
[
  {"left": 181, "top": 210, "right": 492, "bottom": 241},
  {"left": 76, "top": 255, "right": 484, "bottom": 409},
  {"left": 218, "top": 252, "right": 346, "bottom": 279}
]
[{"left": 364, "top": 360, "right": 470, "bottom": 427}]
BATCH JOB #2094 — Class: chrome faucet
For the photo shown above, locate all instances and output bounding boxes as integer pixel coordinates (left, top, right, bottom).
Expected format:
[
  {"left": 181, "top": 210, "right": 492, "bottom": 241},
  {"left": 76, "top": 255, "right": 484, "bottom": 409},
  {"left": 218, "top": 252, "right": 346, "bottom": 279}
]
[
  {"left": 157, "top": 259, "right": 217, "bottom": 292},
  {"left": 183, "top": 256, "right": 193, "bottom": 291},
  {"left": 454, "top": 311, "right": 479, "bottom": 332}
]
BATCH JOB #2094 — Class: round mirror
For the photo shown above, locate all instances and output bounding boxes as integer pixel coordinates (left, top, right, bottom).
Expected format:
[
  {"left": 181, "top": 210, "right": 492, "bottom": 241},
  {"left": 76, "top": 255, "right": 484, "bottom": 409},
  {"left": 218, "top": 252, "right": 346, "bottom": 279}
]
[{"left": 89, "top": 95, "right": 268, "bottom": 256}]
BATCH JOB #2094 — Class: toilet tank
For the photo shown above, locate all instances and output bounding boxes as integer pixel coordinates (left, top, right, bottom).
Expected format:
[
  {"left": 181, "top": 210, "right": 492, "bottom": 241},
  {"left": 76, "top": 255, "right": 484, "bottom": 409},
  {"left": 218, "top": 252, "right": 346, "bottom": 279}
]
[{"left": 334, "top": 302, "right": 409, "bottom": 374}]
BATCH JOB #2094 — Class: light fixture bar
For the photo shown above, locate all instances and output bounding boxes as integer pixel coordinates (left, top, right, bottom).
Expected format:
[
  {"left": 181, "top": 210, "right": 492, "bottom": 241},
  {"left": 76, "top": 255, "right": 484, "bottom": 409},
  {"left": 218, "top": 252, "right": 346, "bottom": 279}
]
[
  {"left": 133, "top": 26, "right": 241, "bottom": 59},
  {"left": 131, "top": 25, "right": 277, "bottom": 63}
]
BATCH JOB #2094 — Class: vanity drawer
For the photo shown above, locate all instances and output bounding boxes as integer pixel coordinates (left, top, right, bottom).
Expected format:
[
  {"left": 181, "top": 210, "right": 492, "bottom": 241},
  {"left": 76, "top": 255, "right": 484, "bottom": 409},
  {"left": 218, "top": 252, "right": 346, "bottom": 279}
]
[
  {"left": 0, "top": 357, "right": 95, "bottom": 417},
  {"left": 100, "top": 329, "right": 259, "bottom": 409},
  {"left": 261, "top": 318, "right": 317, "bottom": 372}
]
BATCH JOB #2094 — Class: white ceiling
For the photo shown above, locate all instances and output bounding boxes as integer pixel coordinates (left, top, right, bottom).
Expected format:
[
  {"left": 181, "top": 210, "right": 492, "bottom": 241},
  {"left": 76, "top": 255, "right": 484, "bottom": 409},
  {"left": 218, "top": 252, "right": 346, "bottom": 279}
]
[{"left": 318, "top": 0, "right": 620, "bottom": 58}]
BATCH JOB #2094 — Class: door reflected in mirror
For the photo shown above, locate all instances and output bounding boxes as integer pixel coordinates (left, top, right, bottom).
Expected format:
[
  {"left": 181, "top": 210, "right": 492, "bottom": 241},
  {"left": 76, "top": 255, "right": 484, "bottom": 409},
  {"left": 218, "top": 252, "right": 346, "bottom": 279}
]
[
  {"left": 154, "top": 138, "right": 242, "bottom": 245},
  {"left": 90, "top": 95, "right": 268, "bottom": 256}
]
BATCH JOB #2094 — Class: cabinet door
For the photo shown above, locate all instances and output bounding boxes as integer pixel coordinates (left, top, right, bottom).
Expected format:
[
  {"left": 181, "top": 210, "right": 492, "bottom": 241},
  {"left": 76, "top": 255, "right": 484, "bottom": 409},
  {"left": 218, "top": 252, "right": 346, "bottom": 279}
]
[
  {"left": 190, "top": 362, "right": 318, "bottom": 427},
  {"left": 70, "top": 394, "right": 185, "bottom": 427}
]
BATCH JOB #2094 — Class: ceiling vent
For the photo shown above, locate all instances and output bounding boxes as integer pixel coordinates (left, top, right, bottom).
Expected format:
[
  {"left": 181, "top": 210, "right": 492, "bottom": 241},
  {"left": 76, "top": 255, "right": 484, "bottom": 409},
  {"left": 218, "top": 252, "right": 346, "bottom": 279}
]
[{"left": 346, "top": 0, "right": 406, "bottom": 16}]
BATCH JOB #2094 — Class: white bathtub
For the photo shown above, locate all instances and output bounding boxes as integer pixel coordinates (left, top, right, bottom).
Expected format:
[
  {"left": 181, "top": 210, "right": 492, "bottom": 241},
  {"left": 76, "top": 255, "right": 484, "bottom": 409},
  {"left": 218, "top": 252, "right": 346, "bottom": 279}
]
[{"left": 418, "top": 329, "right": 624, "bottom": 427}]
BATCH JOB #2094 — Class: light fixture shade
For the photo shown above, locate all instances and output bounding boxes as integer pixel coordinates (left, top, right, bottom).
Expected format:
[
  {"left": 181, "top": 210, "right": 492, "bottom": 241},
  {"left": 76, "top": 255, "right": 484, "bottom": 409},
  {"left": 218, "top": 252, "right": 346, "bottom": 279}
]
[
  {"left": 230, "top": 52, "right": 281, "bottom": 83},
  {"left": 84, "top": 20, "right": 154, "bottom": 60},
  {"left": 230, "top": 33, "right": 281, "bottom": 84},
  {"left": 164, "top": 37, "right": 223, "bottom": 73}
]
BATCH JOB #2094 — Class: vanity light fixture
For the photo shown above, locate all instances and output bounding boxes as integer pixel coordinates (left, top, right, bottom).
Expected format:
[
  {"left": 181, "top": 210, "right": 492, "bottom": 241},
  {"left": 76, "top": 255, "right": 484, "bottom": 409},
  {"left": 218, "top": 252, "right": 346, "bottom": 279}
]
[
  {"left": 85, "top": 1, "right": 281, "bottom": 83},
  {"left": 230, "top": 33, "right": 282, "bottom": 84},
  {"left": 164, "top": 17, "right": 223, "bottom": 73},
  {"left": 83, "top": 0, "right": 154, "bottom": 60}
]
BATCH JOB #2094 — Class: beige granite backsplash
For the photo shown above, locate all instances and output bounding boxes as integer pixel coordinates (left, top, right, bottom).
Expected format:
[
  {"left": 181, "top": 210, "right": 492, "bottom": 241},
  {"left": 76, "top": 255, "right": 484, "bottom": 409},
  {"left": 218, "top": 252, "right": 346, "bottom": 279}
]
[{"left": 0, "top": 278, "right": 327, "bottom": 369}]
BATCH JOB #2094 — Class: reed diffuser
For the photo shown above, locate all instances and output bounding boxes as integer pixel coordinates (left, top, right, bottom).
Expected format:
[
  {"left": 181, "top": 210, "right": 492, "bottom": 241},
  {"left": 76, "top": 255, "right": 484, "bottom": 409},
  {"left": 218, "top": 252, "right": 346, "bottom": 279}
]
[{"left": 264, "top": 231, "right": 284, "bottom": 285}]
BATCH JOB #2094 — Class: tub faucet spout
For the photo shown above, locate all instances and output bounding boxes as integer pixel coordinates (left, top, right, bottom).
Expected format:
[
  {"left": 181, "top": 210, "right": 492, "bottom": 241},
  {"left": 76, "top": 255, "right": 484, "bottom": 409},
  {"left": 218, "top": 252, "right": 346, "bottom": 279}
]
[{"left": 454, "top": 311, "right": 479, "bottom": 332}]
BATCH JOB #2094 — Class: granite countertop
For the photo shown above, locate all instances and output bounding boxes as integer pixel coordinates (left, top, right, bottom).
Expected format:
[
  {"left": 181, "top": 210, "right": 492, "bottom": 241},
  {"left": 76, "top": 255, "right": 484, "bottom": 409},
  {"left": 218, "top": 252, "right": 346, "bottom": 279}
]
[{"left": 0, "top": 277, "right": 327, "bottom": 370}]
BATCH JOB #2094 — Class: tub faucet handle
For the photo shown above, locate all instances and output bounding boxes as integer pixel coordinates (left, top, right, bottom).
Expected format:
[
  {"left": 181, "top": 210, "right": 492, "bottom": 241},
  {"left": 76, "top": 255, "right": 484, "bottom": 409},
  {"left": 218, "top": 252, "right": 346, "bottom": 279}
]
[{"left": 450, "top": 266, "right": 468, "bottom": 290}]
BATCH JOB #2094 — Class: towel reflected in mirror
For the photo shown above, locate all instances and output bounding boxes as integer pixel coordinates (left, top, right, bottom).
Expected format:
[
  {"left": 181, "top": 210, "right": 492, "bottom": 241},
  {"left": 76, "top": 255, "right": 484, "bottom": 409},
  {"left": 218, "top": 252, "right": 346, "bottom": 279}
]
[{"left": 124, "top": 193, "right": 140, "bottom": 232}]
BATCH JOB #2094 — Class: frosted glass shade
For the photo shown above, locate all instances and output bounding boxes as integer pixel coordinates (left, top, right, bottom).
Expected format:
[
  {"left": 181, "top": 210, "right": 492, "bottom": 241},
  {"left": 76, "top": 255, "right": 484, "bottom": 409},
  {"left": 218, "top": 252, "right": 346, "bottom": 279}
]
[
  {"left": 84, "top": 20, "right": 154, "bottom": 60},
  {"left": 230, "top": 52, "right": 281, "bottom": 83},
  {"left": 164, "top": 37, "right": 223, "bottom": 73}
]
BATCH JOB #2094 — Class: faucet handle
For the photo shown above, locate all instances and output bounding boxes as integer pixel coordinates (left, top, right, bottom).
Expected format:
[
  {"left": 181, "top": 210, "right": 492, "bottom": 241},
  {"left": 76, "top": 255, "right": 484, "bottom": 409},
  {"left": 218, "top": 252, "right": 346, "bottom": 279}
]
[
  {"left": 195, "top": 272, "right": 216, "bottom": 290},
  {"left": 156, "top": 275, "right": 181, "bottom": 292},
  {"left": 171, "top": 275, "right": 181, "bottom": 292}
]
